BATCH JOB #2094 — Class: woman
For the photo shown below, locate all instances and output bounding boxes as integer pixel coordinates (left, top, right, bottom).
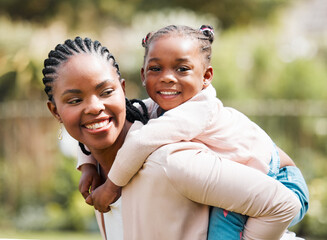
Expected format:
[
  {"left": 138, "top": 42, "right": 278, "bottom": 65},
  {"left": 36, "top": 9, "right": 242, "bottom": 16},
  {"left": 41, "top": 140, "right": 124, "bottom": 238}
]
[{"left": 42, "top": 37, "right": 300, "bottom": 240}]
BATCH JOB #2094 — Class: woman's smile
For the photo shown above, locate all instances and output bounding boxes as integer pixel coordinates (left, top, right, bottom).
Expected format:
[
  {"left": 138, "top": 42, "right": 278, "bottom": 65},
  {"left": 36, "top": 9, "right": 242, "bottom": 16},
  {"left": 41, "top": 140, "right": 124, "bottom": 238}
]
[
  {"left": 49, "top": 54, "right": 127, "bottom": 151},
  {"left": 84, "top": 119, "right": 110, "bottom": 130}
]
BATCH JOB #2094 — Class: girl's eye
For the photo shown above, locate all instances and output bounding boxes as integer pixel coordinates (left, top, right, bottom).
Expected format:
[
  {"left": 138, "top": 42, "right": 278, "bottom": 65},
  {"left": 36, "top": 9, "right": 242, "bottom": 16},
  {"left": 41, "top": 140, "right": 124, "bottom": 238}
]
[
  {"left": 148, "top": 66, "right": 161, "bottom": 72},
  {"left": 101, "top": 89, "right": 114, "bottom": 96},
  {"left": 177, "top": 66, "right": 190, "bottom": 72}
]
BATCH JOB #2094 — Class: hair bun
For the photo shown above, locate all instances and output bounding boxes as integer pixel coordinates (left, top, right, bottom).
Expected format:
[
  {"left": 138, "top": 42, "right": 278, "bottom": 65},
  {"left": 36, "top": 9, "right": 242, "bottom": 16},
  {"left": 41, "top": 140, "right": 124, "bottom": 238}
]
[
  {"left": 142, "top": 32, "right": 152, "bottom": 48},
  {"left": 199, "top": 25, "right": 214, "bottom": 43}
]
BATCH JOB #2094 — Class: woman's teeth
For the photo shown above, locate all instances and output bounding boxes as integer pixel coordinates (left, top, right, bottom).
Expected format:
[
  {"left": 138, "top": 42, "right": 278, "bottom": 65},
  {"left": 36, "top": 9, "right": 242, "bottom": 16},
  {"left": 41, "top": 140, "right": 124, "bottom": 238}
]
[{"left": 85, "top": 120, "right": 109, "bottom": 130}]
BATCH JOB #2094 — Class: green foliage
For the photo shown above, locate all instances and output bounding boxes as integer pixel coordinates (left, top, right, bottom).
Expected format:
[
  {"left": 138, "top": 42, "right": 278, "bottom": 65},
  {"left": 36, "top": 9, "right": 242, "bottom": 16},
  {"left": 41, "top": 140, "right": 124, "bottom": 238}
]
[
  {"left": 11, "top": 154, "right": 97, "bottom": 232},
  {"left": 0, "top": 0, "right": 289, "bottom": 29},
  {"left": 0, "top": 71, "right": 17, "bottom": 101},
  {"left": 0, "top": 1, "right": 326, "bottom": 238}
]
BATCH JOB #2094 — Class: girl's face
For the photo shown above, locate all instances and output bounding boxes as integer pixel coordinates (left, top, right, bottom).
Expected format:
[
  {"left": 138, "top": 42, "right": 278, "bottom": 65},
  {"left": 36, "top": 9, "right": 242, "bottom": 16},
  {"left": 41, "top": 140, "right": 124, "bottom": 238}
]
[
  {"left": 141, "top": 35, "right": 213, "bottom": 111},
  {"left": 47, "top": 54, "right": 126, "bottom": 152}
]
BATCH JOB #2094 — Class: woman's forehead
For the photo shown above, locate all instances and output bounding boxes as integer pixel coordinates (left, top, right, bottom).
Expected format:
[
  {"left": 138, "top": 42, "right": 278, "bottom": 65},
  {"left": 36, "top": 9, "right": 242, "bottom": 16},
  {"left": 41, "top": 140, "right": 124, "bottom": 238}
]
[
  {"left": 54, "top": 53, "right": 119, "bottom": 88},
  {"left": 61, "top": 53, "right": 107, "bottom": 69}
]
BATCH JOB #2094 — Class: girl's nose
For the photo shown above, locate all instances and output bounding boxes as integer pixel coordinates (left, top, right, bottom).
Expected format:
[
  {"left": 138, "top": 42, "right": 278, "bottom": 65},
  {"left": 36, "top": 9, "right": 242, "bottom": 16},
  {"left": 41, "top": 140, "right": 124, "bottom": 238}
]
[
  {"left": 160, "top": 71, "right": 177, "bottom": 83},
  {"left": 84, "top": 96, "right": 105, "bottom": 115}
]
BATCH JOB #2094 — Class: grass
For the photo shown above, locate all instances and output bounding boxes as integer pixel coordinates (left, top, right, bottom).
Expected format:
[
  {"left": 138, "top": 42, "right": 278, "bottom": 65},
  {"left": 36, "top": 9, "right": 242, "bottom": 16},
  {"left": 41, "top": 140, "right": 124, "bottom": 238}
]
[{"left": 0, "top": 230, "right": 102, "bottom": 240}]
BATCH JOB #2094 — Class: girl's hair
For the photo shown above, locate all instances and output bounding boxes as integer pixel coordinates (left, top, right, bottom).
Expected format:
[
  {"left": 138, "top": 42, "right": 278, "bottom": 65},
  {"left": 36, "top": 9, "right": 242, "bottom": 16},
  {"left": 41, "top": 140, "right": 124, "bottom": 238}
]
[
  {"left": 42, "top": 37, "right": 149, "bottom": 155},
  {"left": 141, "top": 25, "right": 214, "bottom": 66}
]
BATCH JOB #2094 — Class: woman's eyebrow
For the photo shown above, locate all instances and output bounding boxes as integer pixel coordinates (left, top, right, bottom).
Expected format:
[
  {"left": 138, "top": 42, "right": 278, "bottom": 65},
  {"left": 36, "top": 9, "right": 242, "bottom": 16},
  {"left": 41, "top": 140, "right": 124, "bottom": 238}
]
[
  {"left": 95, "top": 79, "right": 113, "bottom": 90},
  {"left": 61, "top": 79, "right": 114, "bottom": 97},
  {"left": 61, "top": 89, "right": 81, "bottom": 97}
]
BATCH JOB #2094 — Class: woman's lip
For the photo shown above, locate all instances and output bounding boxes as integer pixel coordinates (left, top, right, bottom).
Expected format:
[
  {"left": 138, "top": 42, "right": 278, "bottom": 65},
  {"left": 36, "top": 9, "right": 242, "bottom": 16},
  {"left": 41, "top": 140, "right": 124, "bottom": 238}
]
[{"left": 83, "top": 116, "right": 110, "bottom": 126}]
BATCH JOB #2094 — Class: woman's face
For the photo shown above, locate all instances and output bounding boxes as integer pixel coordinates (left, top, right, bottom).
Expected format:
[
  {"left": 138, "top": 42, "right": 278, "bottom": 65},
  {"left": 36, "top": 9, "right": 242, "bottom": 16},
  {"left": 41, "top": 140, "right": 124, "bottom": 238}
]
[{"left": 48, "top": 53, "right": 126, "bottom": 151}]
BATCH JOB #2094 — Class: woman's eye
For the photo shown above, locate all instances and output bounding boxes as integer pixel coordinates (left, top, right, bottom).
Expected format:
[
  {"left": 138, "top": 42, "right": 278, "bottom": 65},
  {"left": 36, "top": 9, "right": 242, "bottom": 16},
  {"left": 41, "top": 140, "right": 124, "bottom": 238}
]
[
  {"left": 101, "top": 89, "right": 113, "bottom": 96},
  {"left": 67, "top": 98, "right": 81, "bottom": 104}
]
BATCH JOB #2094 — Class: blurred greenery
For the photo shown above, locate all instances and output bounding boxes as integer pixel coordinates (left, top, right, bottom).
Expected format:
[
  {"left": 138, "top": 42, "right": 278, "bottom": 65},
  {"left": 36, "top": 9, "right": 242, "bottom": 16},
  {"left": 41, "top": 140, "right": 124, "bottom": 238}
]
[{"left": 0, "top": 0, "right": 326, "bottom": 239}]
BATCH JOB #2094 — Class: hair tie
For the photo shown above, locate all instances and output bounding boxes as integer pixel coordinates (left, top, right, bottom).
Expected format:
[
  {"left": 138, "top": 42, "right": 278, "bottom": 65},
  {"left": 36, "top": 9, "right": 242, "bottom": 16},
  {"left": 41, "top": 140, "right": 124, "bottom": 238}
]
[
  {"left": 142, "top": 33, "right": 151, "bottom": 47},
  {"left": 200, "top": 26, "right": 214, "bottom": 36}
]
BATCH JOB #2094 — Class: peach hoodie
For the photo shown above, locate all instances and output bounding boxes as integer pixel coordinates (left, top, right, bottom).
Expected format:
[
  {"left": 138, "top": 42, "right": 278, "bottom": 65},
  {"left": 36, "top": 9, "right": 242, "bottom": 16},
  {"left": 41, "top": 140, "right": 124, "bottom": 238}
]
[
  {"left": 78, "top": 86, "right": 300, "bottom": 239},
  {"left": 108, "top": 84, "right": 275, "bottom": 186}
]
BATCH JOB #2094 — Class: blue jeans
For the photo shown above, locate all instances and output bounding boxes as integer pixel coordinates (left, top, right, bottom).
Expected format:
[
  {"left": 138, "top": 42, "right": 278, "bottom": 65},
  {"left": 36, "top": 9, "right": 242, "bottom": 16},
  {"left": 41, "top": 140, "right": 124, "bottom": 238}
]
[{"left": 207, "top": 166, "right": 309, "bottom": 240}]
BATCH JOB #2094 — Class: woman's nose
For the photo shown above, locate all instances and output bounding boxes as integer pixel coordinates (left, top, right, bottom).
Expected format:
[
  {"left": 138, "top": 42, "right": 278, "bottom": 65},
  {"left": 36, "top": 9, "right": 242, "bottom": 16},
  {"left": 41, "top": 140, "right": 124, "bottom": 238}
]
[{"left": 84, "top": 96, "right": 105, "bottom": 115}]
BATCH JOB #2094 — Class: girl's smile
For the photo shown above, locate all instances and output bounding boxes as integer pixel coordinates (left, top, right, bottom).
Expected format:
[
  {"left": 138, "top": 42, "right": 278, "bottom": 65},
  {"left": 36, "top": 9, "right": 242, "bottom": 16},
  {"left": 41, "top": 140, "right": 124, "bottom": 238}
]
[{"left": 141, "top": 35, "right": 213, "bottom": 111}]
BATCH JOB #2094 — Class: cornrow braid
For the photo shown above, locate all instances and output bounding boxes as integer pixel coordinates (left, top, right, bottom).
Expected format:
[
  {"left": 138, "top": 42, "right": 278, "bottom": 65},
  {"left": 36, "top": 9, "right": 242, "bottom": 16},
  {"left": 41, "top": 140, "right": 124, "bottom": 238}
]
[
  {"left": 42, "top": 37, "right": 149, "bottom": 156},
  {"left": 42, "top": 36, "right": 121, "bottom": 102},
  {"left": 142, "top": 25, "right": 214, "bottom": 66},
  {"left": 126, "top": 98, "right": 149, "bottom": 124}
]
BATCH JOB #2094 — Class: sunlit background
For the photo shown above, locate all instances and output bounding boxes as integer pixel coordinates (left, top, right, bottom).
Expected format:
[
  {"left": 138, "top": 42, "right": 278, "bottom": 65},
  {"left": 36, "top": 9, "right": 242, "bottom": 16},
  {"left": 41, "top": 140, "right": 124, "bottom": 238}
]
[{"left": 0, "top": 0, "right": 326, "bottom": 239}]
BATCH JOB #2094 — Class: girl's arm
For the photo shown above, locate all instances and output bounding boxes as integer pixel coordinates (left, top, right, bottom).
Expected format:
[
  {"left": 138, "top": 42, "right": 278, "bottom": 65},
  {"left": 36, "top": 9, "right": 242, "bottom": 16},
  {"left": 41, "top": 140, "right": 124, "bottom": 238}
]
[
  {"left": 77, "top": 145, "right": 100, "bottom": 201},
  {"left": 76, "top": 145, "right": 97, "bottom": 170},
  {"left": 108, "top": 98, "right": 214, "bottom": 186},
  {"left": 163, "top": 142, "right": 301, "bottom": 240}
]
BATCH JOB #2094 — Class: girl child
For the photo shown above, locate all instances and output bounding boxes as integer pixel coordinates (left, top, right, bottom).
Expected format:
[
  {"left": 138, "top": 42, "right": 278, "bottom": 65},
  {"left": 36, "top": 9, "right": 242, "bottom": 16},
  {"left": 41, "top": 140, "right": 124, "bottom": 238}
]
[
  {"left": 78, "top": 25, "right": 309, "bottom": 239},
  {"left": 43, "top": 36, "right": 301, "bottom": 240}
]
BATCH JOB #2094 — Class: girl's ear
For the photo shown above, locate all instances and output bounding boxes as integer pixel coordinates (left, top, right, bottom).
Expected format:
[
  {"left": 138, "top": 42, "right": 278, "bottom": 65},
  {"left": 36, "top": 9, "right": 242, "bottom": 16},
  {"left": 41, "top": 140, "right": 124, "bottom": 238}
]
[
  {"left": 203, "top": 66, "right": 213, "bottom": 89},
  {"left": 47, "top": 101, "right": 62, "bottom": 123},
  {"left": 141, "top": 67, "right": 146, "bottom": 87}
]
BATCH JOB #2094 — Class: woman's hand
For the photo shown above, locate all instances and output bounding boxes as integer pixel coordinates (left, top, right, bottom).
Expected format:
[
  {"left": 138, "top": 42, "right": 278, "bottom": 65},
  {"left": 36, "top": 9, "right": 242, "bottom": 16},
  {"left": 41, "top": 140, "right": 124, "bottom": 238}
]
[
  {"left": 79, "top": 164, "right": 102, "bottom": 204},
  {"left": 87, "top": 178, "right": 122, "bottom": 213}
]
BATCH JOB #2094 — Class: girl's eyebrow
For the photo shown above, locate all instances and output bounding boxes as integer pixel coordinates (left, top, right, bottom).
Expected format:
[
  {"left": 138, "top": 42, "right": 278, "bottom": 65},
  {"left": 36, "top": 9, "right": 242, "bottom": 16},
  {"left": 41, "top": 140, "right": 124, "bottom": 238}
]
[
  {"left": 176, "top": 58, "right": 190, "bottom": 62},
  {"left": 147, "top": 58, "right": 160, "bottom": 63},
  {"left": 148, "top": 57, "right": 190, "bottom": 63}
]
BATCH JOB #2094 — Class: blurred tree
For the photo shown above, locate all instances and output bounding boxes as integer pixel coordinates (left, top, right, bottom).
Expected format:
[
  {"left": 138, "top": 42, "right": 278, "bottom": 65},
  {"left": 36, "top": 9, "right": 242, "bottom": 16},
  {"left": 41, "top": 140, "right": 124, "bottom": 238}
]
[
  {"left": 137, "top": 0, "right": 289, "bottom": 28},
  {"left": 0, "top": 71, "right": 16, "bottom": 101},
  {"left": 0, "top": 0, "right": 65, "bottom": 22},
  {"left": 0, "top": 0, "right": 289, "bottom": 29}
]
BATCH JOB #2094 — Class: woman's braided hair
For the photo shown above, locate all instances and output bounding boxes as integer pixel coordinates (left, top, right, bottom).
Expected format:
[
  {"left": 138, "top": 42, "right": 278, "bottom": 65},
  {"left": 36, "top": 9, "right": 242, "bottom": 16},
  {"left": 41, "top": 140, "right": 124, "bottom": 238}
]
[
  {"left": 42, "top": 37, "right": 121, "bottom": 103},
  {"left": 42, "top": 37, "right": 149, "bottom": 155},
  {"left": 141, "top": 25, "right": 214, "bottom": 66}
]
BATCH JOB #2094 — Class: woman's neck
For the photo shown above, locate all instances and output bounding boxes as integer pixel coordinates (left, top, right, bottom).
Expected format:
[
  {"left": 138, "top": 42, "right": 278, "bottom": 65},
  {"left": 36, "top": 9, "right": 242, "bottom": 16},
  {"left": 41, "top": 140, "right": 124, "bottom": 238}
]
[{"left": 87, "top": 121, "right": 132, "bottom": 175}]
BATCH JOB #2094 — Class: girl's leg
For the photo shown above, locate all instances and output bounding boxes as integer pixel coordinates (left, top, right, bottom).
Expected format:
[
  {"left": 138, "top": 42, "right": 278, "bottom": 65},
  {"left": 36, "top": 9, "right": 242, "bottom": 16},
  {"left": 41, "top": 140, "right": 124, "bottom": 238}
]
[
  {"left": 167, "top": 147, "right": 301, "bottom": 240},
  {"left": 277, "top": 166, "right": 309, "bottom": 226},
  {"left": 208, "top": 207, "right": 248, "bottom": 240}
]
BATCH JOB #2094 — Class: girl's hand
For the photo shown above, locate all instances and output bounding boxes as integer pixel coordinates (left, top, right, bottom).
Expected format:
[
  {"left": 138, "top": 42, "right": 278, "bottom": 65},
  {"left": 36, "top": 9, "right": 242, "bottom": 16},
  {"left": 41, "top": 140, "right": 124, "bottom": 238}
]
[
  {"left": 79, "top": 164, "right": 102, "bottom": 204},
  {"left": 89, "top": 178, "right": 122, "bottom": 213}
]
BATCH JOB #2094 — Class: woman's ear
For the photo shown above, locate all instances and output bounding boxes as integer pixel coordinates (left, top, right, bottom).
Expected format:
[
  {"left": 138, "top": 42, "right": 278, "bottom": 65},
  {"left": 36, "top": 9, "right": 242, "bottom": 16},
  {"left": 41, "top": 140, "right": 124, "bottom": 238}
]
[
  {"left": 47, "top": 101, "right": 62, "bottom": 122},
  {"left": 120, "top": 78, "right": 126, "bottom": 94},
  {"left": 203, "top": 66, "right": 213, "bottom": 89}
]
